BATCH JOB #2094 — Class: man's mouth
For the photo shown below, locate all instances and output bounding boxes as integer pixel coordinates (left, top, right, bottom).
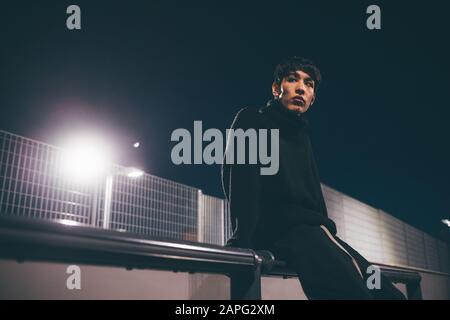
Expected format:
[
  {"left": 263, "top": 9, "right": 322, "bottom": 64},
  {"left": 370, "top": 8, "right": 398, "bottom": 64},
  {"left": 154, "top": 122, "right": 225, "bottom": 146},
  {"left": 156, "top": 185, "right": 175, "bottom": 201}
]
[{"left": 292, "top": 97, "right": 305, "bottom": 106}]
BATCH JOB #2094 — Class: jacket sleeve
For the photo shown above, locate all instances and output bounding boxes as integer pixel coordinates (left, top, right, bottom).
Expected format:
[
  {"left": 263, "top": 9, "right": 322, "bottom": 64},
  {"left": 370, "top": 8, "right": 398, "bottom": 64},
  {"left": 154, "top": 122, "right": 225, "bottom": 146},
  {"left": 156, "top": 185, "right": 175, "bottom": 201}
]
[
  {"left": 308, "top": 136, "right": 337, "bottom": 235},
  {"left": 222, "top": 107, "right": 262, "bottom": 248}
]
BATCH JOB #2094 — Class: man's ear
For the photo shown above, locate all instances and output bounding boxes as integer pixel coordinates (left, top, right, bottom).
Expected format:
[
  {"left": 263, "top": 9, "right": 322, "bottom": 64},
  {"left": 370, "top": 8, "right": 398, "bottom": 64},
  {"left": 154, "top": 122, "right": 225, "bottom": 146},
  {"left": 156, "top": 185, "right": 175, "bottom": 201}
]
[
  {"left": 272, "top": 82, "right": 281, "bottom": 99},
  {"left": 310, "top": 94, "right": 316, "bottom": 106}
]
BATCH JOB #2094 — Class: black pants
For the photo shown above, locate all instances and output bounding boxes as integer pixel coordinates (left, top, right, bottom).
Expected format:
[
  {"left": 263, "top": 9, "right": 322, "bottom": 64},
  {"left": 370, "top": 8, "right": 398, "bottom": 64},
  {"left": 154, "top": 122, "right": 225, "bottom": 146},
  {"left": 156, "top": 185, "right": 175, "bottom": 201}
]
[{"left": 267, "top": 225, "right": 406, "bottom": 300}]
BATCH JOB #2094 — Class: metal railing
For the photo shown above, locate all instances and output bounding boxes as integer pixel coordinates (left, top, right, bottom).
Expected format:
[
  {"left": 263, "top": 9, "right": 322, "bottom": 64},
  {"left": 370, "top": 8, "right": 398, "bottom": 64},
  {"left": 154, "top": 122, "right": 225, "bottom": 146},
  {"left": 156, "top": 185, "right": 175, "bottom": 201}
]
[{"left": 0, "top": 216, "right": 424, "bottom": 299}]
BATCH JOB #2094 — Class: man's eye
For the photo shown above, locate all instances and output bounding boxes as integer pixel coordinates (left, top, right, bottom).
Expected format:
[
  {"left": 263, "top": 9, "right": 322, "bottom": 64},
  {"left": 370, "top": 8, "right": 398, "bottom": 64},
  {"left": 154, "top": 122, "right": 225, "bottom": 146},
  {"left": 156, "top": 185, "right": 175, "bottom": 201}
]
[
  {"left": 287, "top": 77, "right": 297, "bottom": 82},
  {"left": 306, "top": 82, "right": 314, "bottom": 88}
]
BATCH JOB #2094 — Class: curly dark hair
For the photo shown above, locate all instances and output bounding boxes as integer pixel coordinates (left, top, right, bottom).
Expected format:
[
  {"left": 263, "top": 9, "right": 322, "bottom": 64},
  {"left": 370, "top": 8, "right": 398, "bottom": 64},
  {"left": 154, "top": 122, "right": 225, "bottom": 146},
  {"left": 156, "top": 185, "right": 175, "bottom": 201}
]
[{"left": 273, "top": 56, "right": 322, "bottom": 94}]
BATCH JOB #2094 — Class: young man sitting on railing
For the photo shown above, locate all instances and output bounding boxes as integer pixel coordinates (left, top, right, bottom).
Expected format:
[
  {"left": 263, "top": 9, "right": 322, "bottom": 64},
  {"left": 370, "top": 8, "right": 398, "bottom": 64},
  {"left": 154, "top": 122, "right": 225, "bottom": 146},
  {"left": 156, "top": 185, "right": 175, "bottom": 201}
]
[{"left": 222, "top": 56, "right": 405, "bottom": 300}]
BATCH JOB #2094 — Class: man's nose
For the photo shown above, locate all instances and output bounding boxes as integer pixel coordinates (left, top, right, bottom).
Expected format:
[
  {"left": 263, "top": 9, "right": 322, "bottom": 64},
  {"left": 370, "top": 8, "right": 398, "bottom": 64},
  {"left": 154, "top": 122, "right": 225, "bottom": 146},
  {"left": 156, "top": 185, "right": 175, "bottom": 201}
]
[{"left": 295, "top": 84, "right": 305, "bottom": 94}]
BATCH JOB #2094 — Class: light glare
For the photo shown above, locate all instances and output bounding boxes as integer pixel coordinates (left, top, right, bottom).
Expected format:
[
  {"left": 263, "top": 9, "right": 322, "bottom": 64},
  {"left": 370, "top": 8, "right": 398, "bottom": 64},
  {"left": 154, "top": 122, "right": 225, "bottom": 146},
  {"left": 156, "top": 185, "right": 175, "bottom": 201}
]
[
  {"left": 59, "top": 219, "right": 80, "bottom": 226},
  {"left": 60, "top": 134, "right": 112, "bottom": 184},
  {"left": 126, "top": 168, "right": 144, "bottom": 178}
]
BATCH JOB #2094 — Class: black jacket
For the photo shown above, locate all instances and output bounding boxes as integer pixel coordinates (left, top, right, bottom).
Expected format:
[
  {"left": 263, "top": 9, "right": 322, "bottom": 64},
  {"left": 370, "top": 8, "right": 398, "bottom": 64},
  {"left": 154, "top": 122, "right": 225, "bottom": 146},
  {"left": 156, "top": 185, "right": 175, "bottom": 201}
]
[{"left": 222, "top": 99, "right": 336, "bottom": 249}]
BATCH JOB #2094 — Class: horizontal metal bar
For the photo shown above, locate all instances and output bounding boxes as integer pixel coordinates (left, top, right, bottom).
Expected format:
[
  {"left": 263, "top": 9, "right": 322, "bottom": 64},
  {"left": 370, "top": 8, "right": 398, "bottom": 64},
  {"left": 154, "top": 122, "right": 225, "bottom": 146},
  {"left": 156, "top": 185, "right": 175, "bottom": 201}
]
[
  {"left": 257, "top": 250, "right": 423, "bottom": 286},
  {"left": 0, "top": 215, "right": 256, "bottom": 275}
]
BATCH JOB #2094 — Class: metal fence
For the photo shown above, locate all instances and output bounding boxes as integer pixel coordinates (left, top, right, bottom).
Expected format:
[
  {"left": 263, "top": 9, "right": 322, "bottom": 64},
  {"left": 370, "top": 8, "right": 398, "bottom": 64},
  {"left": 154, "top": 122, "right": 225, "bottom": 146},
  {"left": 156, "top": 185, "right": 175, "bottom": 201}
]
[
  {"left": 0, "top": 130, "right": 448, "bottom": 273},
  {"left": 0, "top": 130, "right": 214, "bottom": 244},
  {"left": 0, "top": 131, "right": 97, "bottom": 226},
  {"left": 198, "top": 192, "right": 225, "bottom": 245},
  {"left": 105, "top": 168, "right": 199, "bottom": 241}
]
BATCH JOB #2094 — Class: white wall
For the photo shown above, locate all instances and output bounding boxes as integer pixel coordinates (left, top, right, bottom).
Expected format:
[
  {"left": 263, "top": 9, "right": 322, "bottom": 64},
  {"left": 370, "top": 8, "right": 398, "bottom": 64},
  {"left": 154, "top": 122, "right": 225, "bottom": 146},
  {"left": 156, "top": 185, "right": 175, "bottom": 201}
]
[
  {"left": 1, "top": 259, "right": 448, "bottom": 300},
  {"left": 322, "top": 184, "right": 450, "bottom": 274}
]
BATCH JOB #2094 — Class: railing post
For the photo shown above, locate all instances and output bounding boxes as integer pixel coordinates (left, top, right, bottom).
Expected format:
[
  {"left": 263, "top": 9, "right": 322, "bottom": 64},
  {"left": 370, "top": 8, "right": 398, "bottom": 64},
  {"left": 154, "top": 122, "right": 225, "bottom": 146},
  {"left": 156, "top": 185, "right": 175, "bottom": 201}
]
[
  {"left": 230, "top": 253, "right": 262, "bottom": 300},
  {"left": 91, "top": 181, "right": 99, "bottom": 227},
  {"left": 102, "top": 174, "right": 113, "bottom": 229},
  {"left": 220, "top": 199, "right": 225, "bottom": 246},
  {"left": 406, "top": 278, "right": 423, "bottom": 300},
  {"left": 197, "top": 189, "right": 203, "bottom": 243}
]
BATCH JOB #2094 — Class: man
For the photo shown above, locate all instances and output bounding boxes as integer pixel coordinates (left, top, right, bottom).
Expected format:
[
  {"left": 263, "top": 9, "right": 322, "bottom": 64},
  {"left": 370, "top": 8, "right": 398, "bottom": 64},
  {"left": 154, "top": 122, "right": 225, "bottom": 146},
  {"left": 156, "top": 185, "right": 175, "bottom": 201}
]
[{"left": 221, "top": 56, "right": 405, "bottom": 300}]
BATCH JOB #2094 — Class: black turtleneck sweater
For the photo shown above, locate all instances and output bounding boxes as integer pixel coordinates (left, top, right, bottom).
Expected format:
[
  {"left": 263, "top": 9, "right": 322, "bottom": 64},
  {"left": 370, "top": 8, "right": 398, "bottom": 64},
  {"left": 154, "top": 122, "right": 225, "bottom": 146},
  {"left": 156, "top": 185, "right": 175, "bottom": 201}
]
[{"left": 222, "top": 100, "right": 336, "bottom": 249}]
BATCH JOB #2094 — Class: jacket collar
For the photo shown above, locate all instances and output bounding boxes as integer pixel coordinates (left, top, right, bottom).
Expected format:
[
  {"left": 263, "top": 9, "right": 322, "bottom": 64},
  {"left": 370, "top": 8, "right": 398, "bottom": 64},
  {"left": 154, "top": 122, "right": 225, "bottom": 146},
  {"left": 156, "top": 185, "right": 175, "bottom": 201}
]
[{"left": 259, "top": 99, "right": 309, "bottom": 134}]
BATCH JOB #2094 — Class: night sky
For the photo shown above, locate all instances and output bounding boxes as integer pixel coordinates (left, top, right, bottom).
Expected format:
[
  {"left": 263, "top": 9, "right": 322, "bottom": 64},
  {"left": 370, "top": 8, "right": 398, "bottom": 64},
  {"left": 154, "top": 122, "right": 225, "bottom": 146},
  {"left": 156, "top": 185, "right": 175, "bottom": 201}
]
[{"left": 1, "top": 1, "right": 449, "bottom": 238}]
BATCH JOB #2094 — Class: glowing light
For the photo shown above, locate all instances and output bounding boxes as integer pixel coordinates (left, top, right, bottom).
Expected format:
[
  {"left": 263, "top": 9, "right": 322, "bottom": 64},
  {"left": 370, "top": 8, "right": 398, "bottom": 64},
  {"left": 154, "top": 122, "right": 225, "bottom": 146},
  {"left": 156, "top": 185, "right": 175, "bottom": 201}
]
[
  {"left": 133, "top": 142, "right": 140, "bottom": 148},
  {"left": 125, "top": 167, "right": 144, "bottom": 178},
  {"left": 441, "top": 219, "right": 450, "bottom": 228},
  {"left": 60, "top": 134, "right": 112, "bottom": 184},
  {"left": 59, "top": 219, "right": 81, "bottom": 226}
]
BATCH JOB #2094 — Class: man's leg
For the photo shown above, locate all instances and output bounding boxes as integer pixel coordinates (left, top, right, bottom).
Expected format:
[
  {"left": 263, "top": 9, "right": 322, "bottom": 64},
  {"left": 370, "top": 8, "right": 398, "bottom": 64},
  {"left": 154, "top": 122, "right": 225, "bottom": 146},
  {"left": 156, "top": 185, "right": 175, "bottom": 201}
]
[
  {"left": 333, "top": 236, "right": 407, "bottom": 300},
  {"left": 270, "top": 225, "right": 374, "bottom": 300}
]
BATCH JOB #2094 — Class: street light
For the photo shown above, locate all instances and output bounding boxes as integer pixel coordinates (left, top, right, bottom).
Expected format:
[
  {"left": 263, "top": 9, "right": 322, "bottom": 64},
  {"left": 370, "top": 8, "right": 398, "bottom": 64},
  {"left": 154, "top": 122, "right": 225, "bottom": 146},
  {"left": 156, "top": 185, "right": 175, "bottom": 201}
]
[
  {"left": 58, "top": 133, "right": 144, "bottom": 229},
  {"left": 124, "top": 167, "right": 144, "bottom": 178},
  {"left": 441, "top": 219, "right": 450, "bottom": 228},
  {"left": 60, "top": 134, "right": 113, "bottom": 184}
]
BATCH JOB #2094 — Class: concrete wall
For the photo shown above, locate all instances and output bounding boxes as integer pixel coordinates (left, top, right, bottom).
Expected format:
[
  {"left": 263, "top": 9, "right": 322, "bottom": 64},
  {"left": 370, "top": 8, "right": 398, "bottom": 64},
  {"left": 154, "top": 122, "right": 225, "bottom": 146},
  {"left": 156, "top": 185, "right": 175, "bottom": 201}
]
[
  {"left": 1, "top": 259, "right": 448, "bottom": 300},
  {"left": 322, "top": 185, "right": 450, "bottom": 274}
]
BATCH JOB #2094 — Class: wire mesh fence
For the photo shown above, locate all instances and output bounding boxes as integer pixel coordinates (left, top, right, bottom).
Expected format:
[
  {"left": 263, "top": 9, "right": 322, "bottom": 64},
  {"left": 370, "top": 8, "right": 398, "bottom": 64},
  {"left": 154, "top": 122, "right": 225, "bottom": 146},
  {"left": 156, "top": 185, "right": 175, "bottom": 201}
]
[
  {"left": 0, "top": 130, "right": 212, "bottom": 243},
  {"left": 0, "top": 131, "right": 97, "bottom": 226}
]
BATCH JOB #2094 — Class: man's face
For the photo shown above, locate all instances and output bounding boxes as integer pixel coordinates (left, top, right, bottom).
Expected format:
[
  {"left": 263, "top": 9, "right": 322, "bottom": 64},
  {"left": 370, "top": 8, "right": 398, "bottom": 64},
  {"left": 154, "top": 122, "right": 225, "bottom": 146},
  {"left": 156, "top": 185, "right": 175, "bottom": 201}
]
[{"left": 272, "top": 70, "right": 316, "bottom": 114}]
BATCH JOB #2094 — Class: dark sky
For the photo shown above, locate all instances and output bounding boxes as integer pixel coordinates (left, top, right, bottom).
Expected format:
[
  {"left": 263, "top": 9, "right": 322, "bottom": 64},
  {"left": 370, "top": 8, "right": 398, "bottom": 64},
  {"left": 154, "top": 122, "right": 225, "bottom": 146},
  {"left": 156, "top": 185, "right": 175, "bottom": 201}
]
[{"left": 1, "top": 1, "right": 449, "bottom": 237}]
